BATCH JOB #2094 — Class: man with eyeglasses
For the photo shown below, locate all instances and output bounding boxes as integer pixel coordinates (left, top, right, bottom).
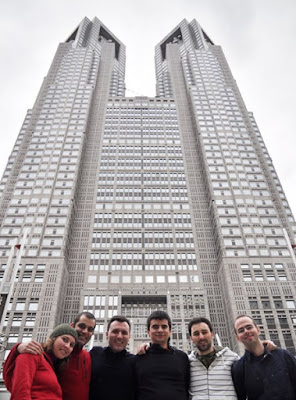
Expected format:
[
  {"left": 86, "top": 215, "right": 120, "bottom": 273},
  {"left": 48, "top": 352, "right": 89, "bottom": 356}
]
[
  {"left": 231, "top": 314, "right": 296, "bottom": 400},
  {"left": 3, "top": 311, "right": 96, "bottom": 400}
]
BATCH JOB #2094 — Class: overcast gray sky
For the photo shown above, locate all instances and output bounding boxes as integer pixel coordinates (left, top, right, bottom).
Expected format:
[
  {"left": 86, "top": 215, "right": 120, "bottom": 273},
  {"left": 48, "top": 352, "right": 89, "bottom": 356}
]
[{"left": 0, "top": 0, "right": 295, "bottom": 223}]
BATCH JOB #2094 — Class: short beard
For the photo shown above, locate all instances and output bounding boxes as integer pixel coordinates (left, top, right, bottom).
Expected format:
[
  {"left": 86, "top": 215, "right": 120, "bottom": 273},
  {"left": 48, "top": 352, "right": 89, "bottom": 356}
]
[{"left": 197, "top": 341, "right": 212, "bottom": 353}]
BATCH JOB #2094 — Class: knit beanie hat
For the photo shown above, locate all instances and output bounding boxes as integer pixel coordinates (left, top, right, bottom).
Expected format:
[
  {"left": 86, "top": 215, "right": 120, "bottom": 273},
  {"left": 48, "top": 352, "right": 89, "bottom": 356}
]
[{"left": 50, "top": 324, "right": 78, "bottom": 342}]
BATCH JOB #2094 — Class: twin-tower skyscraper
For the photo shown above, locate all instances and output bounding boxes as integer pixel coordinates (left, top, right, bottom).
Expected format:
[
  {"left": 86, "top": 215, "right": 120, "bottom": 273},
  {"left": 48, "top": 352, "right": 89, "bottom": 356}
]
[{"left": 0, "top": 17, "right": 295, "bottom": 367}]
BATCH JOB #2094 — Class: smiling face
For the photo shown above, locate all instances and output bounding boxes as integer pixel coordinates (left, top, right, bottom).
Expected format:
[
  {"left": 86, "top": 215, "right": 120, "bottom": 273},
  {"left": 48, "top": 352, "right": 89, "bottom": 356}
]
[
  {"left": 52, "top": 334, "right": 76, "bottom": 359},
  {"left": 107, "top": 320, "right": 130, "bottom": 353},
  {"left": 72, "top": 315, "right": 96, "bottom": 347},
  {"left": 234, "top": 316, "right": 261, "bottom": 350},
  {"left": 190, "top": 322, "right": 214, "bottom": 355},
  {"left": 147, "top": 319, "right": 171, "bottom": 349}
]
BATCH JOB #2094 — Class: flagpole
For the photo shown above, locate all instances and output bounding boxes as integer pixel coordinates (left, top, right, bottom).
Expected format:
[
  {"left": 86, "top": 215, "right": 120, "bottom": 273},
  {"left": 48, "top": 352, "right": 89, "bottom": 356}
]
[{"left": 0, "top": 229, "right": 29, "bottom": 335}]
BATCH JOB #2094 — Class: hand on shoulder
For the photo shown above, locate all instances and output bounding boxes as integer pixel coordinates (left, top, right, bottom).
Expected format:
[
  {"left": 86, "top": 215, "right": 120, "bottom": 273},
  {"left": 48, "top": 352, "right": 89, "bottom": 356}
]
[
  {"left": 262, "top": 340, "right": 277, "bottom": 351},
  {"left": 137, "top": 342, "right": 150, "bottom": 355},
  {"left": 18, "top": 341, "right": 44, "bottom": 355}
]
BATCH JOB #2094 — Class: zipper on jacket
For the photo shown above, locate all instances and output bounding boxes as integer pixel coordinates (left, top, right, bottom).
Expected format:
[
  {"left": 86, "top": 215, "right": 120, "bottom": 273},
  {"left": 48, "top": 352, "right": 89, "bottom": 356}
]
[{"left": 83, "top": 359, "right": 87, "bottom": 378}]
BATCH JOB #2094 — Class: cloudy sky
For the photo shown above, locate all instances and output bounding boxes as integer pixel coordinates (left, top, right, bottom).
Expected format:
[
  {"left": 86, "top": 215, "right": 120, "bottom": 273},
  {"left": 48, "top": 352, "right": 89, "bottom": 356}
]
[{"left": 0, "top": 0, "right": 295, "bottom": 220}]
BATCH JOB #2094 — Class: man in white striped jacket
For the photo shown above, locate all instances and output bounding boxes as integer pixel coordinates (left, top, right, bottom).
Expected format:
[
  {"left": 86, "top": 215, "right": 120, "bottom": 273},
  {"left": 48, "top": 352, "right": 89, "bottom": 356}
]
[{"left": 188, "top": 317, "right": 239, "bottom": 400}]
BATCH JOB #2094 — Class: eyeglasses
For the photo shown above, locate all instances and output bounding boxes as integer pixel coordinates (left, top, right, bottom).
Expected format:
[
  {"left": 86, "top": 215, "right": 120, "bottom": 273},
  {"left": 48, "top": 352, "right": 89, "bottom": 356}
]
[
  {"left": 77, "top": 323, "right": 95, "bottom": 333},
  {"left": 236, "top": 324, "right": 254, "bottom": 334}
]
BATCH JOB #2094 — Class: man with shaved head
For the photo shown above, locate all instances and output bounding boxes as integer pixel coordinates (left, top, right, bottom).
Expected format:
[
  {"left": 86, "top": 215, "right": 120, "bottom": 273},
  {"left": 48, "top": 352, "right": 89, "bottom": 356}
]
[{"left": 232, "top": 314, "right": 296, "bottom": 400}]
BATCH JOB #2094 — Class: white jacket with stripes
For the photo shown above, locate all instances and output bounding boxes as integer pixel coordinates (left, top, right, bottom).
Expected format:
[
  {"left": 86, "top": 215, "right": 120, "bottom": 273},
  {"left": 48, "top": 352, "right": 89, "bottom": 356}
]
[{"left": 189, "top": 346, "right": 239, "bottom": 400}]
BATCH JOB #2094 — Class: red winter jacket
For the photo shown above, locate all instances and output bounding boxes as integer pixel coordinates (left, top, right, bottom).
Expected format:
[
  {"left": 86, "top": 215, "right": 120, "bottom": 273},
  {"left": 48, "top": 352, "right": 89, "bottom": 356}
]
[
  {"left": 5, "top": 352, "right": 62, "bottom": 400},
  {"left": 3, "top": 344, "right": 91, "bottom": 400},
  {"left": 58, "top": 345, "right": 91, "bottom": 400}
]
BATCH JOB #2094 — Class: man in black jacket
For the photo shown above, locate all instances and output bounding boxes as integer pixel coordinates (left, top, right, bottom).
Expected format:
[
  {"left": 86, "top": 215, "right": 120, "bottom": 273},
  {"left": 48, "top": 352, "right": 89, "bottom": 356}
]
[
  {"left": 89, "top": 315, "right": 136, "bottom": 400},
  {"left": 134, "top": 310, "right": 190, "bottom": 400}
]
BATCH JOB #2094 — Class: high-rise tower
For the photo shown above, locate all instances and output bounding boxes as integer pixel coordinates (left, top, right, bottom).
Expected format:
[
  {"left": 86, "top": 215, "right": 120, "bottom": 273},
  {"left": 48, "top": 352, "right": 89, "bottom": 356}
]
[{"left": 0, "top": 17, "right": 295, "bottom": 377}]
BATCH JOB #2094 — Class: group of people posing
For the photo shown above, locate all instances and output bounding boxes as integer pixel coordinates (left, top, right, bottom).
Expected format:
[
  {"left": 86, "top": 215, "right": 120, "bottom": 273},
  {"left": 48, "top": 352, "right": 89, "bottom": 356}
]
[{"left": 3, "top": 310, "right": 296, "bottom": 399}]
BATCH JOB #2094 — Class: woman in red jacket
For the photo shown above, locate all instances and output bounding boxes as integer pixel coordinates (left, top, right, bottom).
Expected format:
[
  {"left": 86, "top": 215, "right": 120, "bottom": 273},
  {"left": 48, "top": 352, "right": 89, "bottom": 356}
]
[{"left": 5, "top": 324, "right": 78, "bottom": 400}]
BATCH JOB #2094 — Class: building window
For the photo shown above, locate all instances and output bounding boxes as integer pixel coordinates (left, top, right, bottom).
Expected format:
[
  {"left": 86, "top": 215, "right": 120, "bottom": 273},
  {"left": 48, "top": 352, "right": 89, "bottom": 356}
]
[{"left": 286, "top": 300, "right": 295, "bottom": 309}]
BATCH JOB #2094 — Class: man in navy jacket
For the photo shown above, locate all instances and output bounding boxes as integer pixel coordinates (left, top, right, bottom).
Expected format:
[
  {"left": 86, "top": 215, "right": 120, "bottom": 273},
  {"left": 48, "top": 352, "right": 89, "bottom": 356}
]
[{"left": 231, "top": 314, "right": 296, "bottom": 400}]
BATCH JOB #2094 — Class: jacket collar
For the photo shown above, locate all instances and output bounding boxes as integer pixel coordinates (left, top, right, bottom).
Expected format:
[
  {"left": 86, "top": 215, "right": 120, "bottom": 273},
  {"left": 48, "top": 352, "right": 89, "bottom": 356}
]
[
  {"left": 73, "top": 345, "right": 84, "bottom": 355},
  {"left": 104, "top": 346, "right": 128, "bottom": 357},
  {"left": 245, "top": 344, "right": 270, "bottom": 361},
  {"left": 189, "top": 345, "right": 226, "bottom": 360},
  {"left": 149, "top": 343, "right": 174, "bottom": 353}
]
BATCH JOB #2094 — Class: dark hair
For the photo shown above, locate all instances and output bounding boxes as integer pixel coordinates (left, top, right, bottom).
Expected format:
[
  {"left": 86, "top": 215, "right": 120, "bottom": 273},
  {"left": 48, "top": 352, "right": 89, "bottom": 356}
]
[
  {"left": 188, "top": 317, "right": 213, "bottom": 335},
  {"left": 73, "top": 312, "right": 96, "bottom": 327},
  {"left": 234, "top": 314, "right": 257, "bottom": 333},
  {"left": 147, "top": 310, "right": 171, "bottom": 330},
  {"left": 107, "top": 316, "right": 131, "bottom": 332}
]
